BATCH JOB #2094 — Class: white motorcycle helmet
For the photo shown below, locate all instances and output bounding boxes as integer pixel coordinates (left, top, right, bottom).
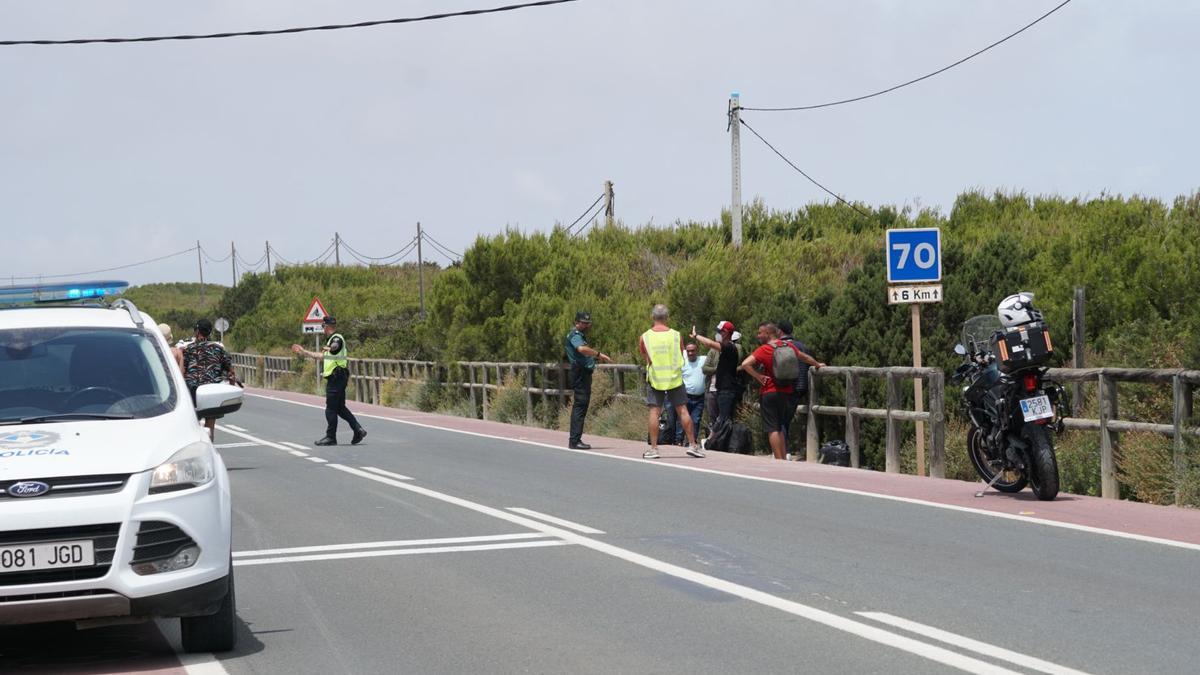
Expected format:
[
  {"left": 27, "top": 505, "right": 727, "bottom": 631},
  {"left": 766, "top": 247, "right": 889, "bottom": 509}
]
[{"left": 997, "top": 291, "right": 1043, "bottom": 328}]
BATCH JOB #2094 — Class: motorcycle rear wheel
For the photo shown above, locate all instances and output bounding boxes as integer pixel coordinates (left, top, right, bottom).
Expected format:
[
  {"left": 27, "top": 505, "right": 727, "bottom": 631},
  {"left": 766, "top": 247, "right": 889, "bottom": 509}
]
[
  {"left": 967, "top": 425, "right": 1027, "bottom": 493},
  {"left": 1024, "top": 425, "right": 1060, "bottom": 501}
]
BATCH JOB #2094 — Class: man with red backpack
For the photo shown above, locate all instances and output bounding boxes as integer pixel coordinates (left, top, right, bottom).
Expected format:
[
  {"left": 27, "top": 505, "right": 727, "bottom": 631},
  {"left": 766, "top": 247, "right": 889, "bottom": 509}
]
[{"left": 741, "top": 321, "right": 825, "bottom": 460}]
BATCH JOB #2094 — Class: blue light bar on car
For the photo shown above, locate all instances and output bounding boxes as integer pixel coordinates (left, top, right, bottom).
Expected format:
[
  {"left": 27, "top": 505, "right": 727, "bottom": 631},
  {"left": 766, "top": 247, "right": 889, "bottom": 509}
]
[{"left": 0, "top": 280, "right": 130, "bottom": 306}]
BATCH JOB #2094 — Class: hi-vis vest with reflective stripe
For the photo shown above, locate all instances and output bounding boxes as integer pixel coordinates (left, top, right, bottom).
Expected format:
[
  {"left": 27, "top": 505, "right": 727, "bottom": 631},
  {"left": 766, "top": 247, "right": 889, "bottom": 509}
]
[
  {"left": 323, "top": 333, "right": 348, "bottom": 378},
  {"left": 642, "top": 328, "right": 684, "bottom": 391}
]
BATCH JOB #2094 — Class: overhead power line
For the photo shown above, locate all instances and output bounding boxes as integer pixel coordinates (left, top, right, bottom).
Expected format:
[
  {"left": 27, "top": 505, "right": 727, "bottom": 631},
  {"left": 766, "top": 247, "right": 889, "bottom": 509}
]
[
  {"left": 564, "top": 194, "right": 604, "bottom": 234},
  {"left": 201, "top": 246, "right": 232, "bottom": 264},
  {"left": 342, "top": 236, "right": 419, "bottom": 263},
  {"left": 570, "top": 199, "right": 605, "bottom": 236},
  {"left": 741, "top": 0, "right": 1074, "bottom": 112},
  {"left": 738, "top": 119, "right": 870, "bottom": 218},
  {"left": 0, "top": 0, "right": 582, "bottom": 47},
  {"left": 10, "top": 245, "right": 198, "bottom": 281},
  {"left": 420, "top": 232, "right": 462, "bottom": 260}
]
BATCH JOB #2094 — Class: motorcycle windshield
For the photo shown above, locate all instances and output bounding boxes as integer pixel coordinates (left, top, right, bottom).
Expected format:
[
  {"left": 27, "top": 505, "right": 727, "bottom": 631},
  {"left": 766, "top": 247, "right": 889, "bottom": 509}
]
[{"left": 962, "top": 315, "right": 1004, "bottom": 355}]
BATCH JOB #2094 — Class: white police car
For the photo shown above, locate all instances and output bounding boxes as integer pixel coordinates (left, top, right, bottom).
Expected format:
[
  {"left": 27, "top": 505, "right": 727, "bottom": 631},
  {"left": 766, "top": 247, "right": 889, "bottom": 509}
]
[{"left": 0, "top": 281, "right": 241, "bottom": 652}]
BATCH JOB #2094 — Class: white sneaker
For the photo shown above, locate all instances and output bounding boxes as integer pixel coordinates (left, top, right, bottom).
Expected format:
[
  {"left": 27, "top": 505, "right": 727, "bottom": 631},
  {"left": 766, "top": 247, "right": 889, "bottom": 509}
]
[
  {"left": 785, "top": 453, "right": 794, "bottom": 461},
  {"left": 643, "top": 448, "right": 660, "bottom": 460},
  {"left": 687, "top": 445, "right": 705, "bottom": 459}
]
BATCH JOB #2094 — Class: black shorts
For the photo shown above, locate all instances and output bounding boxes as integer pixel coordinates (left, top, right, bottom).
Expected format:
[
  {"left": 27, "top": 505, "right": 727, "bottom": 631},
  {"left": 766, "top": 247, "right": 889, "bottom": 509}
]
[{"left": 760, "top": 392, "right": 797, "bottom": 434}]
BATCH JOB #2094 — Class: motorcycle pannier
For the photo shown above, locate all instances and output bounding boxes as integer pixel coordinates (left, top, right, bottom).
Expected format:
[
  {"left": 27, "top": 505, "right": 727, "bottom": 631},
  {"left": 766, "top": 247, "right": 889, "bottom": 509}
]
[{"left": 992, "top": 321, "right": 1053, "bottom": 373}]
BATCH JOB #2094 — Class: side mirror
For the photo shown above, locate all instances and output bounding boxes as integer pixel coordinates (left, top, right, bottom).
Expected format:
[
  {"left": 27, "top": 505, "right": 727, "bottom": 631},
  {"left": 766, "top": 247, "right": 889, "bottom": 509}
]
[
  {"left": 195, "top": 382, "right": 244, "bottom": 418},
  {"left": 954, "top": 343, "right": 967, "bottom": 356}
]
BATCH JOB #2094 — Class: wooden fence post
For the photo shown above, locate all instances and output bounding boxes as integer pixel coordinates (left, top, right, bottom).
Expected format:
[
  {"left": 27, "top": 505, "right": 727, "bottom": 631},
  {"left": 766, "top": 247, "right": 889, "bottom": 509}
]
[
  {"left": 526, "top": 365, "right": 535, "bottom": 426},
  {"left": 805, "top": 370, "right": 820, "bottom": 462},
  {"left": 557, "top": 366, "right": 567, "bottom": 409},
  {"left": 467, "top": 364, "right": 478, "bottom": 417},
  {"left": 1098, "top": 373, "right": 1120, "bottom": 499},
  {"left": 1173, "top": 375, "right": 1186, "bottom": 506},
  {"left": 256, "top": 355, "right": 265, "bottom": 387},
  {"left": 929, "top": 371, "right": 945, "bottom": 479},
  {"left": 845, "top": 371, "right": 860, "bottom": 468},
  {"left": 885, "top": 372, "right": 901, "bottom": 473},
  {"left": 480, "top": 364, "right": 489, "bottom": 420}
]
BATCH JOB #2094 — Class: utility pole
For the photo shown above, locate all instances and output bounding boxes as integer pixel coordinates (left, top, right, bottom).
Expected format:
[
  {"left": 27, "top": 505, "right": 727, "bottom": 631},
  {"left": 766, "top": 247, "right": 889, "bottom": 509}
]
[
  {"left": 265, "top": 242, "right": 272, "bottom": 276},
  {"left": 729, "top": 91, "right": 743, "bottom": 248},
  {"left": 334, "top": 232, "right": 341, "bottom": 267},
  {"left": 196, "top": 241, "right": 205, "bottom": 304},
  {"left": 416, "top": 222, "right": 426, "bottom": 318},
  {"left": 603, "top": 180, "right": 615, "bottom": 228},
  {"left": 230, "top": 241, "right": 237, "bottom": 288}
]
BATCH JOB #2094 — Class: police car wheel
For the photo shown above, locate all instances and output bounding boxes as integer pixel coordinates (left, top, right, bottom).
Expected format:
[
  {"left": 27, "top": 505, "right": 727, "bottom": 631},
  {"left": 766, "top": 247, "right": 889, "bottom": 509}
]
[{"left": 181, "top": 569, "right": 238, "bottom": 653}]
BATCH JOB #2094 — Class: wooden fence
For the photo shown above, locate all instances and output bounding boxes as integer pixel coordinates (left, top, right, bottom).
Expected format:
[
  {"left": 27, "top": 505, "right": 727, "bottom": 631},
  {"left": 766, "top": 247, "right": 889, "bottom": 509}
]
[
  {"left": 230, "top": 353, "right": 1198, "bottom": 501},
  {"left": 1046, "top": 368, "right": 1199, "bottom": 504}
]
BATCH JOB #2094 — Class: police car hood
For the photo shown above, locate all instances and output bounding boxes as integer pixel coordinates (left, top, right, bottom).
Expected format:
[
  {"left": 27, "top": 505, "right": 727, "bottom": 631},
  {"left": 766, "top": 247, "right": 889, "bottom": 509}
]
[{"left": 0, "top": 418, "right": 204, "bottom": 480}]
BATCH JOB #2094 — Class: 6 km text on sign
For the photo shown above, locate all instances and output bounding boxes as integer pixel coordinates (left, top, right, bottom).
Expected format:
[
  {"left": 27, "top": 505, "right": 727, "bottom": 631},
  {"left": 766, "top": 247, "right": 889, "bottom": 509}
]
[{"left": 888, "top": 285, "right": 943, "bottom": 305}]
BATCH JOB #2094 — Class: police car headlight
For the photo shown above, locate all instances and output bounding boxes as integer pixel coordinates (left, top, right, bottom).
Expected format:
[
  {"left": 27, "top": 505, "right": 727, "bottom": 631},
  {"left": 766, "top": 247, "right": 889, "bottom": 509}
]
[{"left": 150, "top": 442, "right": 215, "bottom": 494}]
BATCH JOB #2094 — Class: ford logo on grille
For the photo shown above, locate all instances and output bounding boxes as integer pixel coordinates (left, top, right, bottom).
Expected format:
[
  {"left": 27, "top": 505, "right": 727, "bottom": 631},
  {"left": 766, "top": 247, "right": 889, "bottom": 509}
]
[{"left": 8, "top": 481, "right": 51, "bottom": 498}]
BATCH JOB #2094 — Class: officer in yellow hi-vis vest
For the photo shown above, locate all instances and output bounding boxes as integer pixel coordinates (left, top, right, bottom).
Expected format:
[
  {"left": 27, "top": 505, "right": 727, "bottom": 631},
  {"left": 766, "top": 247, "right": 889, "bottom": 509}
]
[
  {"left": 291, "top": 316, "right": 366, "bottom": 446},
  {"left": 638, "top": 304, "right": 704, "bottom": 461}
]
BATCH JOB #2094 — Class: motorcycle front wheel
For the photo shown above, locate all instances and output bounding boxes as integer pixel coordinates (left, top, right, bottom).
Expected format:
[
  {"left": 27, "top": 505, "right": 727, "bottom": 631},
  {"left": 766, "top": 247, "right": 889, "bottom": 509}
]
[
  {"left": 1024, "top": 425, "right": 1060, "bottom": 501},
  {"left": 967, "top": 425, "right": 1027, "bottom": 493}
]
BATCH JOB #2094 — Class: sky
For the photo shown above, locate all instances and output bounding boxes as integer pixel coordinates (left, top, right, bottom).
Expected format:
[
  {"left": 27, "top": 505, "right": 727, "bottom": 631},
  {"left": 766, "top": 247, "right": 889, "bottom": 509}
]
[{"left": 1, "top": 0, "right": 1196, "bottom": 287}]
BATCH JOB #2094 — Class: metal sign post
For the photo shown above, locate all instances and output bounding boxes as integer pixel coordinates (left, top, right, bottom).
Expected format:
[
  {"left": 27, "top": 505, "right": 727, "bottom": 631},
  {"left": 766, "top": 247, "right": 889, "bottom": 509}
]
[
  {"left": 302, "top": 297, "right": 329, "bottom": 387},
  {"left": 886, "top": 229, "right": 943, "bottom": 477},
  {"left": 214, "top": 317, "right": 230, "bottom": 343}
]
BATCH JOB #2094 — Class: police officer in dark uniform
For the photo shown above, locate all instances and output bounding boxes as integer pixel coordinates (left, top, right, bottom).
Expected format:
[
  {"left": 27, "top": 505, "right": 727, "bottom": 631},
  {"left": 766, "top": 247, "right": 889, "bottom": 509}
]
[
  {"left": 564, "top": 311, "right": 612, "bottom": 449},
  {"left": 291, "top": 315, "right": 366, "bottom": 446}
]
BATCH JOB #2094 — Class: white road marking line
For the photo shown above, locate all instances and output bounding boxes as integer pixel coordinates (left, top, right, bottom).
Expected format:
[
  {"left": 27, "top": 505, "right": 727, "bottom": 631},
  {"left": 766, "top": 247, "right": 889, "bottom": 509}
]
[
  {"left": 325, "top": 463, "right": 1020, "bottom": 675},
  {"left": 234, "top": 539, "right": 570, "bottom": 567},
  {"left": 216, "top": 425, "right": 294, "bottom": 452},
  {"left": 281, "top": 441, "right": 311, "bottom": 451},
  {"left": 235, "top": 533, "right": 550, "bottom": 558},
  {"left": 289, "top": 450, "right": 309, "bottom": 458},
  {"left": 360, "top": 466, "right": 414, "bottom": 481},
  {"left": 222, "top": 424, "right": 248, "bottom": 432},
  {"left": 177, "top": 652, "right": 231, "bottom": 674},
  {"left": 214, "top": 441, "right": 260, "bottom": 449},
  {"left": 507, "top": 507, "right": 605, "bottom": 534},
  {"left": 246, "top": 392, "right": 1200, "bottom": 554},
  {"left": 306, "top": 456, "right": 328, "bottom": 464},
  {"left": 857, "top": 612, "right": 1092, "bottom": 675}
]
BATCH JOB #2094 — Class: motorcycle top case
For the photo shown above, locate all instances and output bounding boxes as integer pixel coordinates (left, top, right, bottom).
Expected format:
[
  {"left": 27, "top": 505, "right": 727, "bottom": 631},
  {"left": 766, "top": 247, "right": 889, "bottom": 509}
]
[{"left": 991, "top": 321, "right": 1053, "bottom": 373}]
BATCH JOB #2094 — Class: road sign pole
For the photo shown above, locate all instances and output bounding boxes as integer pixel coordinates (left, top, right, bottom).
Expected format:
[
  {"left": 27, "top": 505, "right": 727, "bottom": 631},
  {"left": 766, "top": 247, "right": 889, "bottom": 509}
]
[{"left": 911, "top": 303, "right": 925, "bottom": 477}]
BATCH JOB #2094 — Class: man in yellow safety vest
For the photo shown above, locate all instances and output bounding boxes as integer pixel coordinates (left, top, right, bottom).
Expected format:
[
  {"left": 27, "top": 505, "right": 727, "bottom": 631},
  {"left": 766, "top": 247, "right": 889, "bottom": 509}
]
[
  {"left": 291, "top": 315, "right": 366, "bottom": 446},
  {"left": 638, "top": 304, "right": 704, "bottom": 460}
]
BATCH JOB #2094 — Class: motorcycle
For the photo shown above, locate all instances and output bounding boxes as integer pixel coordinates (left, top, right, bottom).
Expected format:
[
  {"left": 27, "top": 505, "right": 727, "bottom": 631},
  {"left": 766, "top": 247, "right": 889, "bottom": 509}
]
[{"left": 952, "top": 312, "right": 1065, "bottom": 500}]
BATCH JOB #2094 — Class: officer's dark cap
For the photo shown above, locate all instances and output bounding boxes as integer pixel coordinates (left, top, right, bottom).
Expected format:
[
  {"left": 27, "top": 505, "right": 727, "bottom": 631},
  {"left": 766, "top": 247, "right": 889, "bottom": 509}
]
[
  {"left": 574, "top": 311, "right": 592, "bottom": 323},
  {"left": 323, "top": 316, "right": 337, "bottom": 325}
]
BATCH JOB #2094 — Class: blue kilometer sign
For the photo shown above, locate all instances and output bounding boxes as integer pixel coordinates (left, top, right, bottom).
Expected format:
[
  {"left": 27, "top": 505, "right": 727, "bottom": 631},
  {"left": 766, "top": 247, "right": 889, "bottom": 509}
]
[{"left": 885, "top": 228, "right": 942, "bottom": 284}]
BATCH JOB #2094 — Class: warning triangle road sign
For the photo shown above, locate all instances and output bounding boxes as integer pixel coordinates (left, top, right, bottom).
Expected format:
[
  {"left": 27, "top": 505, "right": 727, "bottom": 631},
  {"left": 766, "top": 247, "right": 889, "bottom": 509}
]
[{"left": 303, "top": 297, "right": 329, "bottom": 323}]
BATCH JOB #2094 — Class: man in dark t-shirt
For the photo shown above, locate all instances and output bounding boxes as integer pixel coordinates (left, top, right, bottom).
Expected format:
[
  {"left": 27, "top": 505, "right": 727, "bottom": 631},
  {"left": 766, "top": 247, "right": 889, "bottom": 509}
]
[{"left": 691, "top": 320, "right": 741, "bottom": 425}]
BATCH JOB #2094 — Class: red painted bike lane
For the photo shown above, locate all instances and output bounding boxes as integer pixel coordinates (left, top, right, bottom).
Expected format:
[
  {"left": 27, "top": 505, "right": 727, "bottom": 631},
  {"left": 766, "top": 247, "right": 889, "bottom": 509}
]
[{"left": 249, "top": 388, "right": 1200, "bottom": 550}]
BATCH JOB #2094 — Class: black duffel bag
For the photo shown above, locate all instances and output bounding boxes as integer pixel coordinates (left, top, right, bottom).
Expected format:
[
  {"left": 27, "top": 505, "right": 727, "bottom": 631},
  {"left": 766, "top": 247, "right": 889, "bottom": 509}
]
[{"left": 819, "top": 440, "right": 851, "bottom": 466}]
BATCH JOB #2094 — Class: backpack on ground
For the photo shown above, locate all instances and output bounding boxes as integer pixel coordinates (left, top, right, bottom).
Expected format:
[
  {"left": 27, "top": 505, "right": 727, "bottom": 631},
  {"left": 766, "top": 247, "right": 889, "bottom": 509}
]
[
  {"left": 819, "top": 440, "right": 851, "bottom": 466},
  {"left": 772, "top": 340, "right": 802, "bottom": 388},
  {"left": 728, "top": 422, "right": 751, "bottom": 454},
  {"left": 704, "top": 417, "right": 732, "bottom": 451}
]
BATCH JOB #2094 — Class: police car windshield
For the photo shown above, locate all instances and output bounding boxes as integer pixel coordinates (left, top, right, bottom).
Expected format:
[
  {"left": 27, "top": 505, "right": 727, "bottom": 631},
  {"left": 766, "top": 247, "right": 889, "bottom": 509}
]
[{"left": 0, "top": 326, "right": 176, "bottom": 423}]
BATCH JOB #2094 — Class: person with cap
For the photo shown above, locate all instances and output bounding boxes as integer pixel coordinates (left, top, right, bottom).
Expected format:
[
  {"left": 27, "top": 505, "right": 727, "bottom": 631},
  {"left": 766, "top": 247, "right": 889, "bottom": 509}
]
[
  {"left": 639, "top": 304, "right": 703, "bottom": 460},
  {"left": 564, "top": 311, "right": 612, "bottom": 449},
  {"left": 291, "top": 315, "right": 367, "bottom": 446},
  {"left": 183, "top": 319, "right": 236, "bottom": 441},
  {"left": 690, "top": 320, "right": 743, "bottom": 427}
]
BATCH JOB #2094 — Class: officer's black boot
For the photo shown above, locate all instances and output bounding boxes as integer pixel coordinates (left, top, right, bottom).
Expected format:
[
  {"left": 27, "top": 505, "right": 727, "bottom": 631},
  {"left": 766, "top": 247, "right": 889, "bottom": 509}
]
[
  {"left": 314, "top": 436, "right": 337, "bottom": 446},
  {"left": 351, "top": 428, "right": 367, "bottom": 445}
]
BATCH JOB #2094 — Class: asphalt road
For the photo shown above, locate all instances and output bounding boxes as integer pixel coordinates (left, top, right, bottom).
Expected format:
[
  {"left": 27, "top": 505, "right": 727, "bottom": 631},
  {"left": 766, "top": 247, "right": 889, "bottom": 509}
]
[{"left": 5, "top": 393, "right": 1199, "bottom": 674}]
